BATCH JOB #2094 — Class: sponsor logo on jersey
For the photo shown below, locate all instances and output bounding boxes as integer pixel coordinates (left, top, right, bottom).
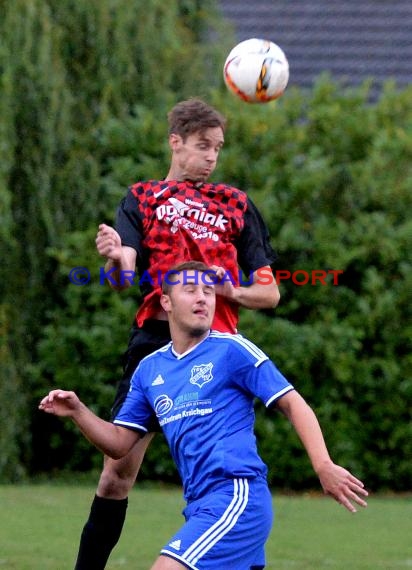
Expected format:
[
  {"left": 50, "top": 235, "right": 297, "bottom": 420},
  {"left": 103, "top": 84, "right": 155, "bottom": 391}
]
[
  {"left": 184, "top": 198, "right": 205, "bottom": 208},
  {"left": 152, "top": 374, "right": 165, "bottom": 386},
  {"left": 158, "top": 407, "right": 213, "bottom": 427},
  {"left": 189, "top": 363, "right": 213, "bottom": 389},
  {"left": 153, "top": 187, "right": 168, "bottom": 198},
  {"left": 169, "top": 539, "right": 181, "bottom": 550},
  {"left": 156, "top": 197, "right": 228, "bottom": 231},
  {"left": 154, "top": 394, "right": 174, "bottom": 416},
  {"left": 174, "top": 392, "right": 199, "bottom": 406}
]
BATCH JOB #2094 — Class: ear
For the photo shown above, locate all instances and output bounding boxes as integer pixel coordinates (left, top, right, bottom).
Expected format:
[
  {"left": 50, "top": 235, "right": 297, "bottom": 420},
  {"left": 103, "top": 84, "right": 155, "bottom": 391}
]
[
  {"left": 169, "top": 133, "right": 182, "bottom": 151},
  {"left": 160, "top": 293, "right": 171, "bottom": 312}
]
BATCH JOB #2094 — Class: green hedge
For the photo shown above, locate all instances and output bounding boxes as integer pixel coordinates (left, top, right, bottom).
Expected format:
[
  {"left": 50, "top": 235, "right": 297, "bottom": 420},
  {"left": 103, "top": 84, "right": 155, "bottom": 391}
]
[{"left": 1, "top": 1, "right": 411, "bottom": 490}]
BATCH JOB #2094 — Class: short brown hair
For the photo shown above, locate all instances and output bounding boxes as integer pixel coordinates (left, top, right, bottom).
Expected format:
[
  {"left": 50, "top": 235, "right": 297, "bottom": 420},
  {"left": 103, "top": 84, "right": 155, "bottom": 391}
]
[
  {"left": 161, "top": 261, "right": 214, "bottom": 295},
  {"left": 167, "top": 98, "right": 226, "bottom": 139}
]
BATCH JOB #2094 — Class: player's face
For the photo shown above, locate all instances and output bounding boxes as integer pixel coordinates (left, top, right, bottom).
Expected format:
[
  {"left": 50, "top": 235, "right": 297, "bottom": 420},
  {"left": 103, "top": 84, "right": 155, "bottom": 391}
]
[
  {"left": 170, "top": 127, "right": 224, "bottom": 182},
  {"left": 163, "top": 271, "right": 216, "bottom": 336}
]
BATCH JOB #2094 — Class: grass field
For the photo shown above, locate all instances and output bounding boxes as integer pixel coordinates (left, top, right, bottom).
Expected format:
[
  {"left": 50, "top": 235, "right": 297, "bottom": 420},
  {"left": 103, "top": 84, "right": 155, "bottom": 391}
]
[{"left": 1, "top": 483, "right": 411, "bottom": 569}]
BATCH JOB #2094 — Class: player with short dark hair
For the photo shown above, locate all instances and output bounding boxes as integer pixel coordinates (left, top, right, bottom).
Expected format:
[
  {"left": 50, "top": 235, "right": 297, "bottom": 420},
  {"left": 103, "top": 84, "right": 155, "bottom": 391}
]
[
  {"left": 40, "top": 261, "right": 368, "bottom": 570},
  {"left": 167, "top": 98, "right": 227, "bottom": 138},
  {"left": 75, "top": 98, "right": 280, "bottom": 569}
]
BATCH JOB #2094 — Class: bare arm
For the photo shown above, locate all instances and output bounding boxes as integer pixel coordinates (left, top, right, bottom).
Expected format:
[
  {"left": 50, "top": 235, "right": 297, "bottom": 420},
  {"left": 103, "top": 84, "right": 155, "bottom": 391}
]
[
  {"left": 212, "top": 265, "right": 280, "bottom": 309},
  {"left": 39, "top": 390, "right": 140, "bottom": 459},
  {"left": 275, "top": 391, "right": 368, "bottom": 513},
  {"left": 96, "top": 223, "right": 137, "bottom": 291}
]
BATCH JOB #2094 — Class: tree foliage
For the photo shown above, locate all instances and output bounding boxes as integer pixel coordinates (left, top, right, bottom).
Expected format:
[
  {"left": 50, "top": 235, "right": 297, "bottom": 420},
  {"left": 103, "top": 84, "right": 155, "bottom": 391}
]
[
  {"left": 0, "top": 0, "right": 227, "bottom": 481},
  {"left": 1, "top": 2, "right": 410, "bottom": 490},
  {"left": 220, "top": 80, "right": 412, "bottom": 491}
]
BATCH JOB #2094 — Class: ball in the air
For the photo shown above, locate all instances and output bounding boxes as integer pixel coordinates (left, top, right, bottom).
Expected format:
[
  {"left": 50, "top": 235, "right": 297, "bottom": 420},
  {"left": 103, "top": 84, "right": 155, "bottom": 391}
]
[{"left": 223, "top": 38, "right": 289, "bottom": 103}]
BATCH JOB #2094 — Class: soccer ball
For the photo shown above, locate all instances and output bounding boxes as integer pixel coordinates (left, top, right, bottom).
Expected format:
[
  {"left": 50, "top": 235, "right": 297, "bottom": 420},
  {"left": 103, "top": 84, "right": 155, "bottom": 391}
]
[{"left": 223, "top": 38, "right": 289, "bottom": 103}]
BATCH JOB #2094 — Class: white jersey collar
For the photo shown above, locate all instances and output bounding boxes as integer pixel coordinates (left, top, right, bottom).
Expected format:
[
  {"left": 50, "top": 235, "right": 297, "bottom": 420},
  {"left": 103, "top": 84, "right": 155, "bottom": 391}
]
[{"left": 171, "top": 331, "right": 211, "bottom": 360}]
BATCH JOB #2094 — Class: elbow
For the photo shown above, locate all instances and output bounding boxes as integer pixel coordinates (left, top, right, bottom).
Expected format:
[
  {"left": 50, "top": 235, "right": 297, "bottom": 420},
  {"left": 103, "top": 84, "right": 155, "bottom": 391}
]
[
  {"left": 271, "top": 286, "right": 281, "bottom": 308},
  {"left": 257, "top": 273, "right": 280, "bottom": 309},
  {"left": 264, "top": 285, "right": 280, "bottom": 309}
]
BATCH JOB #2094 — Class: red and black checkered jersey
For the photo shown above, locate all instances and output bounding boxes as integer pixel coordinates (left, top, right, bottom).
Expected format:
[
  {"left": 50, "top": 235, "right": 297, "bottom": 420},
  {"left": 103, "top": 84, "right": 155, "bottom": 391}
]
[{"left": 116, "top": 179, "right": 277, "bottom": 333}]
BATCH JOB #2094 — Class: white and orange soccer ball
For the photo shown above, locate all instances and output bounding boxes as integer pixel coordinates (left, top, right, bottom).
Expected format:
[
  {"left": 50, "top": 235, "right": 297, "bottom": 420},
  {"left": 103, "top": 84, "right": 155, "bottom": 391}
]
[{"left": 223, "top": 38, "right": 289, "bottom": 103}]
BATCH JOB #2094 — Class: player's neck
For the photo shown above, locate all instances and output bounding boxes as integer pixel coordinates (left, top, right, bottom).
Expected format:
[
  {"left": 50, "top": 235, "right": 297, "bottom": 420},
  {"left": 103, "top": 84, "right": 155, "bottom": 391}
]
[
  {"left": 170, "top": 330, "right": 210, "bottom": 356},
  {"left": 165, "top": 166, "right": 183, "bottom": 181},
  {"left": 164, "top": 168, "right": 205, "bottom": 184}
]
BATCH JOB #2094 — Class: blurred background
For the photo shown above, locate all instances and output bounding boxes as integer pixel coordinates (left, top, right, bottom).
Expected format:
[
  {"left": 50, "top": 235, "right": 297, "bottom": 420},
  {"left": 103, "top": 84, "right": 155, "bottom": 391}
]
[{"left": 0, "top": 0, "right": 411, "bottom": 493}]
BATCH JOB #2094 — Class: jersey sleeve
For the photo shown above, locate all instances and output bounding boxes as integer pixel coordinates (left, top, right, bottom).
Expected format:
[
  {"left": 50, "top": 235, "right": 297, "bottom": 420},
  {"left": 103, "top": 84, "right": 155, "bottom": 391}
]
[
  {"left": 248, "top": 360, "right": 295, "bottom": 408},
  {"left": 114, "top": 189, "right": 145, "bottom": 260},
  {"left": 113, "top": 368, "right": 155, "bottom": 434},
  {"left": 235, "top": 196, "right": 277, "bottom": 276},
  {"left": 228, "top": 335, "right": 294, "bottom": 406}
]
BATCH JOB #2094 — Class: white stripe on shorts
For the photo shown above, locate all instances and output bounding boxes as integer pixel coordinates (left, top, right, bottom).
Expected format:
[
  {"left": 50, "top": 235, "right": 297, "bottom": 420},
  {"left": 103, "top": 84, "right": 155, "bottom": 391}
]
[{"left": 182, "top": 478, "right": 249, "bottom": 566}]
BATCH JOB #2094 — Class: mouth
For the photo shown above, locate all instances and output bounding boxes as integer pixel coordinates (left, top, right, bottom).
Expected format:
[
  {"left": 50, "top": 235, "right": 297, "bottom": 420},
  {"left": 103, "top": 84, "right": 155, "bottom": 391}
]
[
  {"left": 193, "top": 309, "right": 208, "bottom": 318},
  {"left": 200, "top": 168, "right": 212, "bottom": 178}
]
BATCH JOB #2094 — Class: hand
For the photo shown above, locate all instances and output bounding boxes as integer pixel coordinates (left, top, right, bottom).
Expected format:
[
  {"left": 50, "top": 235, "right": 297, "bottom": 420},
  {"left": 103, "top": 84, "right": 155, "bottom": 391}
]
[
  {"left": 96, "top": 224, "right": 123, "bottom": 261},
  {"left": 317, "top": 461, "right": 368, "bottom": 513},
  {"left": 209, "top": 265, "right": 238, "bottom": 302},
  {"left": 39, "top": 390, "right": 82, "bottom": 417}
]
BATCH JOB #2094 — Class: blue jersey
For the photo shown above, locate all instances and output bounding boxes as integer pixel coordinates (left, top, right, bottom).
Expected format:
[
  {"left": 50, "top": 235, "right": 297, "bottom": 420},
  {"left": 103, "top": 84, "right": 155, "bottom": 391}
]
[{"left": 114, "top": 331, "right": 294, "bottom": 503}]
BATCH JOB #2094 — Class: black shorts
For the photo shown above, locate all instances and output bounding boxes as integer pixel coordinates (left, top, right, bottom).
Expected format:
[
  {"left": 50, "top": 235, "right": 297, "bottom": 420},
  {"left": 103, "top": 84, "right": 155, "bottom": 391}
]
[{"left": 110, "top": 319, "right": 171, "bottom": 421}]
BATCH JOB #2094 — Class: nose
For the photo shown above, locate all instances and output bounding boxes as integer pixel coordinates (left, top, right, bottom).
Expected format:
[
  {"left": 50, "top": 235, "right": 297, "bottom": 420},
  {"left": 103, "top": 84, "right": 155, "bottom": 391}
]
[
  {"left": 195, "top": 289, "right": 207, "bottom": 303},
  {"left": 205, "top": 149, "right": 218, "bottom": 164}
]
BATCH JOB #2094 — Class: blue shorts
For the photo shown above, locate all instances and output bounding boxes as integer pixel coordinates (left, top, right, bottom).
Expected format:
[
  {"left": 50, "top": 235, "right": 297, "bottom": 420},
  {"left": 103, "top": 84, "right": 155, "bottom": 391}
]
[{"left": 160, "top": 477, "right": 273, "bottom": 569}]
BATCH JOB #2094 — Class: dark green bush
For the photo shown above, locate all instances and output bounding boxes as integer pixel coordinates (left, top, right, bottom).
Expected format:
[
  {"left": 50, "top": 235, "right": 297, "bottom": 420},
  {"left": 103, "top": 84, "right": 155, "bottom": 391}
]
[{"left": 1, "top": 1, "right": 410, "bottom": 490}]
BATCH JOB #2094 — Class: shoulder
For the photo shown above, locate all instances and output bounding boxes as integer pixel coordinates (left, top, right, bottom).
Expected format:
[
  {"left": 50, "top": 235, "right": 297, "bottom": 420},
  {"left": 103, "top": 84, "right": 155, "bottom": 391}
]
[
  {"left": 137, "top": 342, "right": 172, "bottom": 370},
  {"left": 129, "top": 180, "right": 165, "bottom": 198},
  {"left": 209, "top": 331, "right": 268, "bottom": 366},
  {"left": 204, "top": 182, "right": 247, "bottom": 203}
]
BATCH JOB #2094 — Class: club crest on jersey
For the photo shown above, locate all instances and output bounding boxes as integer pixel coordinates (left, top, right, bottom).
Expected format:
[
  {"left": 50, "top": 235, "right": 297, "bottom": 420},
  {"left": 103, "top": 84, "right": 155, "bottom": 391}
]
[{"left": 189, "top": 363, "right": 213, "bottom": 389}]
